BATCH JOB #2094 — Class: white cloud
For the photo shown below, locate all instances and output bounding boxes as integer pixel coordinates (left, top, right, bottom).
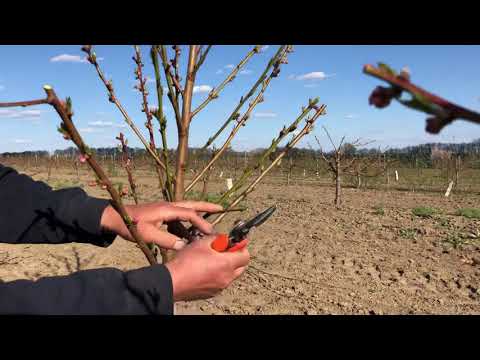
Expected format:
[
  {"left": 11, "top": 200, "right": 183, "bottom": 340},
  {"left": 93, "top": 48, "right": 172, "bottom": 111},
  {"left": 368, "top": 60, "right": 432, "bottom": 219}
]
[
  {"left": 88, "top": 120, "right": 126, "bottom": 128},
  {"left": 345, "top": 114, "right": 359, "bottom": 119},
  {"left": 254, "top": 112, "right": 277, "bottom": 118},
  {"left": 193, "top": 85, "right": 212, "bottom": 94},
  {"left": 89, "top": 120, "right": 113, "bottom": 127},
  {"left": 13, "top": 138, "right": 32, "bottom": 144},
  {"left": 146, "top": 76, "right": 156, "bottom": 84},
  {"left": 50, "top": 54, "right": 87, "bottom": 63},
  {"left": 295, "top": 71, "right": 335, "bottom": 81},
  {"left": 50, "top": 54, "right": 104, "bottom": 63},
  {"left": 239, "top": 69, "right": 253, "bottom": 75},
  {"left": 0, "top": 109, "right": 41, "bottom": 119},
  {"left": 288, "top": 74, "right": 296, "bottom": 80},
  {"left": 216, "top": 69, "right": 224, "bottom": 75},
  {"left": 259, "top": 45, "right": 269, "bottom": 52},
  {"left": 79, "top": 127, "right": 103, "bottom": 133},
  {"left": 225, "top": 64, "right": 235, "bottom": 69}
]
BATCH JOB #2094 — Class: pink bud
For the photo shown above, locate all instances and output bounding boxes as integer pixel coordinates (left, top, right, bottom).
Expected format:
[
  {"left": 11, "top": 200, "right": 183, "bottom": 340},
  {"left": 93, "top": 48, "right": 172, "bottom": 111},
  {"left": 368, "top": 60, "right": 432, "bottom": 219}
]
[
  {"left": 121, "top": 185, "right": 129, "bottom": 196},
  {"left": 425, "top": 116, "right": 444, "bottom": 134},
  {"left": 368, "top": 86, "right": 394, "bottom": 109},
  {"left": 79, "top": 154, "right": 89, "bottom": 163}
]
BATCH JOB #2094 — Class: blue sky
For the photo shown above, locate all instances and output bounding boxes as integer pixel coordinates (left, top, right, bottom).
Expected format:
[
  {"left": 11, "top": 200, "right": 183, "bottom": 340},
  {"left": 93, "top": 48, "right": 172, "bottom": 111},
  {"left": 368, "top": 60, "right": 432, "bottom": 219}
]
[{"left": 1, "top": 45, "right": 479, "bottom": 153}]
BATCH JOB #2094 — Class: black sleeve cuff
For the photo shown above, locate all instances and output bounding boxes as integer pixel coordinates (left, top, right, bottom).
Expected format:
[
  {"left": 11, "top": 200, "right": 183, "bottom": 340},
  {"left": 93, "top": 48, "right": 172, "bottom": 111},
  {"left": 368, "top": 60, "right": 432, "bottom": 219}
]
[
  {"left": 70, "top": 196, "right": 116, "bottom": 248},
  {"left": 77, "top": 197, "right": 111, "bottom": 236},
  {"left": 125, "top": 264, "right": 174, "bottom": 315}
]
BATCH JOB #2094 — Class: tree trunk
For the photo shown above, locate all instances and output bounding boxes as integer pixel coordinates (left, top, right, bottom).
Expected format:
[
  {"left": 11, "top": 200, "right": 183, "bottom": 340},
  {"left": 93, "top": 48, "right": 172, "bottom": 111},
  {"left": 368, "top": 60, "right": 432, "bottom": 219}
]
[
  {"left": 455, "top": 155, "right": 460, "bottom": 187},
  {"left": 201, "top": 167, "right": 211, "bottom": 200},
  {"left": 47, "top": 157, "right": 53, "bottom": 181},
  {"left": 174, "top": 45, "right": 198, "bottom": 201},
  {"left": 335, "top": 170, "right": 341, "bottom": 207},
  {"left": 334, "top": 155, "right": 342, "bottom": 207}
]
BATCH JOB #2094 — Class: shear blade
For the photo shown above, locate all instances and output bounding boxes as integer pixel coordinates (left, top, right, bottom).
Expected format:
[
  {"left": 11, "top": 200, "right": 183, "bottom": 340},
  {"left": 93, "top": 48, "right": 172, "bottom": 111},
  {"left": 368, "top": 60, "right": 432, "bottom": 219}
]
[{"left": 230, "top": 205, "right": 276, "bottom": 241}]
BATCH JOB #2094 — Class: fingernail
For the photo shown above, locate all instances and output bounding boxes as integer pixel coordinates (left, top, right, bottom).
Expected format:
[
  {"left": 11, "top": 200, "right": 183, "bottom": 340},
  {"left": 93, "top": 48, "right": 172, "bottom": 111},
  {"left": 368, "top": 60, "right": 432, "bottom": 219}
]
[{"left": 173, "top": 240, "right": 186, "bottom": 251}]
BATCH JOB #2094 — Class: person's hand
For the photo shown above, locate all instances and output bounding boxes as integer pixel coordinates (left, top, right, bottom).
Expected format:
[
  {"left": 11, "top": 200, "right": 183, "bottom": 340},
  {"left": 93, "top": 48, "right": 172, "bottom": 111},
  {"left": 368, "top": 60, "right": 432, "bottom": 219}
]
[
  {"left": 165, "top": 235, "right": 250, "bottom": 301},
  {"left": 100, "top": 200, "right": 223, "bottom": 250}
]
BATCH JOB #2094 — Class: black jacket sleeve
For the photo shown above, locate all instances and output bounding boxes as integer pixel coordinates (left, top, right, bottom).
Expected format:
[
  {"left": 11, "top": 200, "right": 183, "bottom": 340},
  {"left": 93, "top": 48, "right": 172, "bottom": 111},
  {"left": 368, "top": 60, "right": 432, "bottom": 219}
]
[
  {"left": 0, "top": 163, "right": 174, "bottom": 315},
  {"left": 0, "top": 265, "right": 174, "bottom": 315},
  {"left": 0, "top": 163, "right": 115, "bottom": 246}
]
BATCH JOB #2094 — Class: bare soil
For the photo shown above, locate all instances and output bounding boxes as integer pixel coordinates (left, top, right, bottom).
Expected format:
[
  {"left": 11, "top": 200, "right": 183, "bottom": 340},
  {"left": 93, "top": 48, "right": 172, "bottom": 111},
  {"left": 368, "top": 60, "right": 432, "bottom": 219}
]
[{"left": 1, "top": 170, "right": 480, "bottom": 314}]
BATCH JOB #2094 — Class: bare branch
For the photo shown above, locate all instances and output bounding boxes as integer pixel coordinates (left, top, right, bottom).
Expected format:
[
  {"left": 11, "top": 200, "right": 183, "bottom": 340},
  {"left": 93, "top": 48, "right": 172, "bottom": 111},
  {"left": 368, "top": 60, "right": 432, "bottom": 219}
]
[
  {"left": 191, "top": 45, "right": 261, "bottom": 118},
  {"left": 185, "top": 70, "right": 279, "bottom": 194},
  {"left": 314, "top": 135, "right": 337, "bottom": 173},
  {"left": 364, "top": 63, "right": 480, "bottom": 134},
  {"left": 157, "top": 45, "right": 182, "bottom": 128},
  {"left": 201, "top": 45, "right": 289, "bottom": 150},
  {"left": 322, "top": 126, "right": 338, "bottom": 153},
  {"left": 219, "top": 101, "right": 325, "bottom": 202},
  {"left": 194, "top": 45, "right": 213, "bottom": 74},
  {"left": 0, "top": 99, "right": 48, "bottom": 108},
  {"left": 133, "top": 45, "right": 168, "bottom": 197},
  {"left": 81, "top": 45, "right": 167, "bottom": 172},
  {"left": 116, "top": 132, "right": 139, "bottom": 204},
  {"left": 10, "top": 85, "right": 157, "bottom": 265},
  {"left": 150, "top": 46, "right": 174, "bottom": 200},
  {"left": 212, "top": 109, "right": 322, "bottom": 225}
]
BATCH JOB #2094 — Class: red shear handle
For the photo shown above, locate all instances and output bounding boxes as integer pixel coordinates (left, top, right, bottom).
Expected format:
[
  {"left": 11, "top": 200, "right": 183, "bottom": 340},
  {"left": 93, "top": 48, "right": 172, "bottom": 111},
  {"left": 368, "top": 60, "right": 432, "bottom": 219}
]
[{"left": 211, "top": 234, "right": 249, "bottom": 252}]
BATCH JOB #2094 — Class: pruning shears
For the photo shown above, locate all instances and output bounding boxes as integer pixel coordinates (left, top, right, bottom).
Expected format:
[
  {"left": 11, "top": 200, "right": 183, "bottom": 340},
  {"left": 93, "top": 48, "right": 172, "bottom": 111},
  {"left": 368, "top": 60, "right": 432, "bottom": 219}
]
[{"left": 211, "top": 205, "right": 277, "bottom": 252}]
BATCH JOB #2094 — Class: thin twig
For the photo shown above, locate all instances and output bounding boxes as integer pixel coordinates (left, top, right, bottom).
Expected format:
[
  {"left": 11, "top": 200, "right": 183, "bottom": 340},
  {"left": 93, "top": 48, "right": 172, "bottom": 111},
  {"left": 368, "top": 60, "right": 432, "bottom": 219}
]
[
  {"left": 191, "top": 45, "right": 261, "bottom": 118},
  {"left": 212, "top": 105, "right": 326, "bottom": 225},
  {"left": 185, "top": 74, "right": 274, "bottom": 194},
  {"left": 80, "top": 45, "right": 166, "bottom": 172},
  {"left": 185, "top": 47, "right": 290, "bottom": 194},
  {"left": 363, "top": 63, "right": 480, "bottom": 133},
  {"left": 116, "top": 133, "right": 139, "bottom": 204},
  {"left": 201, "top": 45, "right": 289, "bottom": 150},
  {"left": 150, "top": 46, "right": 174, "bottom": 200},
  {"left": 133, "top": 45, "right": 167, "bottom": 196},
  {"left": 194, "top": 45, "right": 213, "bottom": 74},
  {"left": 2, "top": 86, "right": 157, "bottom": 265},
  {"left": 171, "top": 45, "right": 183, "bottom": 97},
  {"left": 219, "top": 100, "right": 324, "bottom": 203},
  {"left": 157, "top": 45, "right": 182, "bottom": 129},
  {"left": 0, "top": 99, "right": 48, "bottom": 107}
]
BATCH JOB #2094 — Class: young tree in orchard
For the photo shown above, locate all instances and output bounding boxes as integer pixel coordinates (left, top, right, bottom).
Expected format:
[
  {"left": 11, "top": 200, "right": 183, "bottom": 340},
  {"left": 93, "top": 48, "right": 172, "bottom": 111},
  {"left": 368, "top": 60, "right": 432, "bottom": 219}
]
[{"left": 315, "top": 127, "right": 370, "bottom": 207}]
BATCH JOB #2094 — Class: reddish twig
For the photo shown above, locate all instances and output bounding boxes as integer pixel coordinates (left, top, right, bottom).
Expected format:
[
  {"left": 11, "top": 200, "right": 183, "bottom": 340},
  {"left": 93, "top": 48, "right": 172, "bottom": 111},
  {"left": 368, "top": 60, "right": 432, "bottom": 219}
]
[
  {"left": 0, "top": 86, "right": 157, "bottom": 265},
  {"left": 116, "top": 132, "right": 139, "bottom": 204},
  {"left": 81, "top": 45, "right": 167, "bottom": 172},
  {"left": 132, "top": 45, "right": 168, "bottom": 196},
  {"left": 364, "top": 63, "right": 480, "bottom": 134}
]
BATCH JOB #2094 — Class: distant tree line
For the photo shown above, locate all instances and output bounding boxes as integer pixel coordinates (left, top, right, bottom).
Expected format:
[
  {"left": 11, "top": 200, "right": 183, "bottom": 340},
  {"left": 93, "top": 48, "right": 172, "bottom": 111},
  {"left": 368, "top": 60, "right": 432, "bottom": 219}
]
[{"left": 2, "top": 139, "right": 480, "bottom": 169}]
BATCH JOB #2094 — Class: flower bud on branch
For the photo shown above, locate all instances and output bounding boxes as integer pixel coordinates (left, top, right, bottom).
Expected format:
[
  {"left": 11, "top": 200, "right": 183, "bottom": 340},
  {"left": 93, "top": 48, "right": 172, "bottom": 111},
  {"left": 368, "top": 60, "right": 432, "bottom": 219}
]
[{"left": 364, "top": 62, "right": 480, "bottom": 134}]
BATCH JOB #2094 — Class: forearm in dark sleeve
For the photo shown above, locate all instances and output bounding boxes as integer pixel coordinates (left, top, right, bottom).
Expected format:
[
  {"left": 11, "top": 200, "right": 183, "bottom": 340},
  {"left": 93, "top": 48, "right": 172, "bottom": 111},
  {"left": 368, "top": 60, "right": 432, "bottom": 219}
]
[
  {"left": 0, "top": 164, "right": 115, "bottom": 246},
  {"left": 0, "top": 265, "right": 173, "bottom": 315}
]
